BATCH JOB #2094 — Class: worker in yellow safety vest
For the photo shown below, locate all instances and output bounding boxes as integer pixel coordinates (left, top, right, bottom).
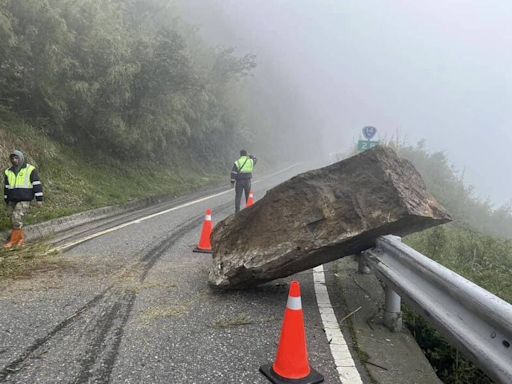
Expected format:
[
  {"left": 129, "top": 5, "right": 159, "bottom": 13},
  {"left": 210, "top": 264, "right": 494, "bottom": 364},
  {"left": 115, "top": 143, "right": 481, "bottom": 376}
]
[
  {"left": 230, "top": 149, "right": 257, "bottom": 213},
  {"left": 3, "top": 150, "right": 43, "bottom": 249}
]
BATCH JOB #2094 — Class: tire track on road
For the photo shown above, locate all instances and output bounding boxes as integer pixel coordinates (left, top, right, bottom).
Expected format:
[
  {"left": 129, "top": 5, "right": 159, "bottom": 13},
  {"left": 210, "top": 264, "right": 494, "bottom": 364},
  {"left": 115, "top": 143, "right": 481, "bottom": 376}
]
[
  {"left": 73, "top": 291, "right": 136, "bottom": 384},
  {"left": 0, "top": 289, "right": 111, "bottom": 382},
  {"left": 71, "top": 216, "right": 204, "bottom": 384},
  {"left": 0, "top": 212, "right": 209, "bottom": 383}
]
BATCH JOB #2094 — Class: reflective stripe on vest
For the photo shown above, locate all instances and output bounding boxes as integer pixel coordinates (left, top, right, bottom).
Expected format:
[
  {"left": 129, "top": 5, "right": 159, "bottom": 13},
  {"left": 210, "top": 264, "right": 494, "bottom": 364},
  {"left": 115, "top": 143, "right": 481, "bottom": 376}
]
[
  {"left": 235, "top": 156, "right": 254, "bottom": 174},
  {"left": 5, "top": 164, "right": 35, "bottom": 190}
]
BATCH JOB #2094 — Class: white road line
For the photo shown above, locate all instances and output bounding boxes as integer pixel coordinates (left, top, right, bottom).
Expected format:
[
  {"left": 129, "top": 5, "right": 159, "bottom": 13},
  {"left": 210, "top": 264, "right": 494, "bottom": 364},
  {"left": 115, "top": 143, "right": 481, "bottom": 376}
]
[
  {"left": 52, "top": 164, "right": 300, "bottom": 252},
  {"left": 313, "top": 265, "right": 363, "bottom": 384},
  {"left": 52, "top": 189, "right": 231, "bottom": 252}
]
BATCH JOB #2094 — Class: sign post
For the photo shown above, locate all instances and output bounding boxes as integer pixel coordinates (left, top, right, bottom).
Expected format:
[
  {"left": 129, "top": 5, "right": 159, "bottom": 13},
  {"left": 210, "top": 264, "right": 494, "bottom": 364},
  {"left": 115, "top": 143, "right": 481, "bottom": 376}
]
[{"left": 357, "top": 126, "right": 379, "bottom": 152}]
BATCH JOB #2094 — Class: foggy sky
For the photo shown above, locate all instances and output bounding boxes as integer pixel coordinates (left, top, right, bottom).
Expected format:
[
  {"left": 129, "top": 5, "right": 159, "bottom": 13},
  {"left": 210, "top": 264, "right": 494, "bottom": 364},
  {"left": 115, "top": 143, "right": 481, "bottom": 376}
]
[{"left": 179, "top": 0, "right": 512, "bottom": 207}]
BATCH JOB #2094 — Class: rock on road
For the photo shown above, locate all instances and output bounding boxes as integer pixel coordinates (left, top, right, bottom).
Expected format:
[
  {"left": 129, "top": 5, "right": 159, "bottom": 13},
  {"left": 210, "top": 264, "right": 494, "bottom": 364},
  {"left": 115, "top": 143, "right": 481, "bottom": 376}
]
[{"left": 0, "top": 164, "right": 361, "bottom": 384}]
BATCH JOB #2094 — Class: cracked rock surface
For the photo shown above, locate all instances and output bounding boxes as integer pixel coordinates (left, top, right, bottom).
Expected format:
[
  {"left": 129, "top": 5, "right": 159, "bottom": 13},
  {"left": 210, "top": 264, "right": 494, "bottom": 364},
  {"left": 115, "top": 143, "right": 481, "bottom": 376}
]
[{"left": 209, "top": 146, "right": 452, "bottom": 289}]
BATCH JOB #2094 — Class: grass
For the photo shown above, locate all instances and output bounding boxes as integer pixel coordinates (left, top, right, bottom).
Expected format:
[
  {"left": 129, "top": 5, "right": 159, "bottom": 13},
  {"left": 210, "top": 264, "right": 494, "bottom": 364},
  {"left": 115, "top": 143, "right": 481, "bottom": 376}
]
[
  {"left": 402, "top": 224, "right": 512, "bottom": 383},
  {"left": 0, "top": 109, "right": 226, "bottom": 231},
  {"left": 140, "top": 305, "right": 189, "bottom": 324},
  {"left": 403, "top": 306, "right": 492, "bottom": 384},
  {"left": 404, "top": 224, "right": 512, "bottom": 304},
  {"left": 332, "top": 223, "right": 510, "bottom": 383},
  {"left": 212, "top": 313, "right": 254, "bottom": 329},
  {"left": 0, "top": 109, "right": 228, "bottom": 280},
  {"left": 0, "top": 242, "right": 68, "bottom": 281}
]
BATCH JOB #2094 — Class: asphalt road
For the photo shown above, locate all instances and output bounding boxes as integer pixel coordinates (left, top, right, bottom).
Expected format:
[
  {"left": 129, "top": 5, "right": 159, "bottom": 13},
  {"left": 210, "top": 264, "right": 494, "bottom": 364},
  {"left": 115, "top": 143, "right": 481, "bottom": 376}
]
[{"left": 0, "top": 165, "right": 355, "bottom": 384}]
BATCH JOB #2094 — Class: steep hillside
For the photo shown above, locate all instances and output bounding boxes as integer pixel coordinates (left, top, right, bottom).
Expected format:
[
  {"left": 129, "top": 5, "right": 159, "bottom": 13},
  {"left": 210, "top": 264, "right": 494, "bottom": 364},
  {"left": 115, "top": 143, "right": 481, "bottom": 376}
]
[
  {"left": 0, "top": 108, "right": 225, "bottom": 230},
  {"left": 392, "top": 142, "right": 511, "bottom": 384},
  {"left": 0, "top": 0, "right": 269, "bottom": 231}
]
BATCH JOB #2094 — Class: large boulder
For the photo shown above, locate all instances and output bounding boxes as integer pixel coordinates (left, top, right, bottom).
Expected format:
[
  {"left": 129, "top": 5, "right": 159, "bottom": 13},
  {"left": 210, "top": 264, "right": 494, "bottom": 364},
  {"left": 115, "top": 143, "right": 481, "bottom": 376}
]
[{"left": 209, "top": 146, "right": 451, "bottom": 289}]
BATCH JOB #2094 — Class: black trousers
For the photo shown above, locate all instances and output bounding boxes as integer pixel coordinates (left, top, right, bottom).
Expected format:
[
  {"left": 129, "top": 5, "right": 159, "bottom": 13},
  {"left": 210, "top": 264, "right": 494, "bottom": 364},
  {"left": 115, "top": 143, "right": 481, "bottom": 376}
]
[{"left": 235, "top": 179, "right": 251, "bottom": 213}]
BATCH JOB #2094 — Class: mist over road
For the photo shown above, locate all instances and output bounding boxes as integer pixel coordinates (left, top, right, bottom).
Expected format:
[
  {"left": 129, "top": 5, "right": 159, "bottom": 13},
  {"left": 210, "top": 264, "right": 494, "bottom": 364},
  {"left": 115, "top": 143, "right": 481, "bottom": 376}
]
[{"left": 179, "top": 0, "right": 512, "bottom": 207}]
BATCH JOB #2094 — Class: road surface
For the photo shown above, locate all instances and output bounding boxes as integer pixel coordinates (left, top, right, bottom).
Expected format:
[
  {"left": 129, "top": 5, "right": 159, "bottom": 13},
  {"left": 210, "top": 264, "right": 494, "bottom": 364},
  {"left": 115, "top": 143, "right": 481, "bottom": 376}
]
[{"left": 0, "top": 165, "right": 364, "bottom": 383}]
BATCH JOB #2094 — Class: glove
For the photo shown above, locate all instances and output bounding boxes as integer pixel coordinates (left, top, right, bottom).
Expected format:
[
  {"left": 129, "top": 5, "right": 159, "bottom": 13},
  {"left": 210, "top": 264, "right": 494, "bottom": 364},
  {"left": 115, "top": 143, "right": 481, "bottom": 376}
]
[
  {"left": 230, "top": 181, "right": 235, "bottom": 188},
  {"left": 36, "top": 201, "right": 43, "bottom": 208}
]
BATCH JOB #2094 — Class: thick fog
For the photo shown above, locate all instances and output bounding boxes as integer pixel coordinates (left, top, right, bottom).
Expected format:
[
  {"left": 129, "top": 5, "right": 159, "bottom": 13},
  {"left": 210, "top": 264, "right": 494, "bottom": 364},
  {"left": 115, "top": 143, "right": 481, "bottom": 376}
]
[{"left": 178, "top": 0, "right": 512, "bottom": 207}]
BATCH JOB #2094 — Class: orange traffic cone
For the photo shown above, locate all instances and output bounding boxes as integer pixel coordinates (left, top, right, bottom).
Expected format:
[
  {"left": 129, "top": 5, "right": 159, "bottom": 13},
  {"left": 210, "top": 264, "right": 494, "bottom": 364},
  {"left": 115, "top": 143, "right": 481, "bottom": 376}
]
[
  {"left": 193, "top": 209, "right": 213, "bottom": 254},
  {"left": 246, "top": 191, "right": 255, "bottom": 208},
  {"left": 260, "top": 281, "right": 324, "bottom": 384}
]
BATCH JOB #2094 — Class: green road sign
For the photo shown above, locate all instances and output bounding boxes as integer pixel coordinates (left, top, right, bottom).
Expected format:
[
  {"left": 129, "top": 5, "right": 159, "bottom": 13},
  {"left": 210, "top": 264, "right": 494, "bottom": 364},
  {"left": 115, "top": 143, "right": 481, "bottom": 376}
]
[{"left": 357, "top": 140, "right": 379, "bottom": 152}]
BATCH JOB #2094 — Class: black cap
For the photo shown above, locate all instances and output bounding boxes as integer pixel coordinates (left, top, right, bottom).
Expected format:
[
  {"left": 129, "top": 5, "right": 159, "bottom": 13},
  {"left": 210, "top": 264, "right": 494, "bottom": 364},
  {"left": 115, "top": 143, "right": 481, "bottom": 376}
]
[{"left": 240, "top": 149, "right": 247, "bottom": 156}]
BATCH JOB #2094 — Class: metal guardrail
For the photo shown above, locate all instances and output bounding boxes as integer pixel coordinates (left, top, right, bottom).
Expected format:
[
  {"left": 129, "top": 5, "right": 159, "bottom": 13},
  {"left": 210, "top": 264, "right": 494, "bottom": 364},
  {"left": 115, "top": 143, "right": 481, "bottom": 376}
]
[{"left": 362, "top": 235, "right": 512, "bottom": 384}]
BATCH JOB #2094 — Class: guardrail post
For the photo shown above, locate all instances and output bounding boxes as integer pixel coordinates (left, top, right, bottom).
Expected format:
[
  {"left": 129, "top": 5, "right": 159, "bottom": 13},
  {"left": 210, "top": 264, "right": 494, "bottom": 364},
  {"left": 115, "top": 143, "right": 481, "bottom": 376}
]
[
  {"left": 384, "top": 284, "right": 402, "bottom": 332},
  {"left": 357, "top": 252, "right": 371, "bottom": 274},
  {"left": 365, "top": 235, "right": 512, "bottom": 381}
]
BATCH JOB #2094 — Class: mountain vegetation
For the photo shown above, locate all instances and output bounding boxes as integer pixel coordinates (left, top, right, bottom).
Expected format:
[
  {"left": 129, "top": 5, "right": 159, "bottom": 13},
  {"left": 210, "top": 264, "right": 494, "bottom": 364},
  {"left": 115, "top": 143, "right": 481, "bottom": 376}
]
[
  {"left": 390, "top": 142, "right": 511, "bottom": 384},
  {"left": 0, "top": 0, "right": 256, "bottom": 163},
  {"left": 1, "top": 1, "right": 510, "bottom": 382},
  {"left": 0, "top": 0, "right": 270, "bottom": 229},
  {"left": 396, "top": 141, "right": 512, "bottom": 240}
]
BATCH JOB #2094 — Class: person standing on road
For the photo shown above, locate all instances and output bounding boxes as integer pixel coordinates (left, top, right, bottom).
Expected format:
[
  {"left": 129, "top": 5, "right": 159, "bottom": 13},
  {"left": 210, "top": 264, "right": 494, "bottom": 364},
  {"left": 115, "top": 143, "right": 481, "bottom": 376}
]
[
  {"left": 231, "top": 149, "right": 257, "bottom": 213},
  {"left": 3, "top": 150, "right": 43, "bottom": 249}
]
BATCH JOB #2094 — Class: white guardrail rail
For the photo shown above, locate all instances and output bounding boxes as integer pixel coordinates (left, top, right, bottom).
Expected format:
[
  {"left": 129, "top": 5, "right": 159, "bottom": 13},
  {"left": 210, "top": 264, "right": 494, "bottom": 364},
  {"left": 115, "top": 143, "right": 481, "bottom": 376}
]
[{"left": 361, "top": 235, "right": 512, "bottom": 384}]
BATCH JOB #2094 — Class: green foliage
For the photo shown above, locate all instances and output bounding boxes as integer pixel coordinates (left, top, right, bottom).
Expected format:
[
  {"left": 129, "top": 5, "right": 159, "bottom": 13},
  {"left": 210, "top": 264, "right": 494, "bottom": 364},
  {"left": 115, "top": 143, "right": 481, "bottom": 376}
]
[
  {"left": 393, "top": 140, "right": 512, "bottom": 239},
  {"left": 0, "top": 0, "right": 256, "bottom": 161},
  {"left": 393, "top": 141, "right": 512, "bottom": 383},
  {"left": 0, "top": 241, "right": 65, "bottom": 281},
  {"left": 403, "top": 307, "right": 493, "bottom": 384},
  {"left": 0, "top": 109, "right": 224, "bottom": 231},
  {"left": 404, "top": 225, "right": 512, "bottom": 383},
  {"left": 406, "top": 225, "right": 512, "bottom": 305}
]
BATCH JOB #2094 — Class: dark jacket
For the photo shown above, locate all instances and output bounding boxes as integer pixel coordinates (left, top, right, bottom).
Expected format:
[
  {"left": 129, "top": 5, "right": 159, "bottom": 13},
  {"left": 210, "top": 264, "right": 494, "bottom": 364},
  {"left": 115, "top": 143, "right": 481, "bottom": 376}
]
[{"left": 4, "top": 163, "right": 43, "bottom": 203}]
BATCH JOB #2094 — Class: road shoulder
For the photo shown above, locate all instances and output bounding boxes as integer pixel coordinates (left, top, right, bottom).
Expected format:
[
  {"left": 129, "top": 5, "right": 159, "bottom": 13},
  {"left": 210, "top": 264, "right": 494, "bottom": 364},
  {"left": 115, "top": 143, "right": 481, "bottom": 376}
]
[{"left": 334, "top": 255, "right": 442, "bottom": 384}]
